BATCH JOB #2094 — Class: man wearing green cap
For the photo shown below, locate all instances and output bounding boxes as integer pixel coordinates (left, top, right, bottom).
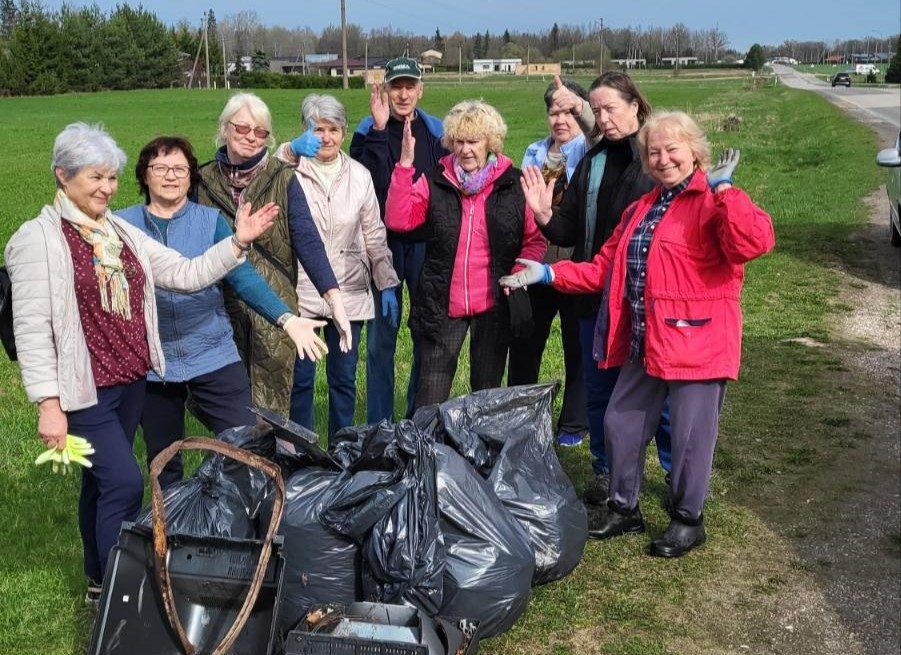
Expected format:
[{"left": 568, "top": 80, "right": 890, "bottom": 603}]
[{"left": 350, "top": 56, "right": 447, "bottom": 423}]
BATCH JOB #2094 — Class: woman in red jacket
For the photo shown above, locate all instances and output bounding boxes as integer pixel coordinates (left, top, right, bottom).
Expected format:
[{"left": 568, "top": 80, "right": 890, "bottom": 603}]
[{"left": 504, "top": 111, "right": 775, "bottom": 557}]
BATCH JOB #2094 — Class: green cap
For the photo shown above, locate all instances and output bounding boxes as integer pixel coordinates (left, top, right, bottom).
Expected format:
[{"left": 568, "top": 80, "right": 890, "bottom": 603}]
[{"left": 385, "top": 57, "right": 422, "bottom": 82}]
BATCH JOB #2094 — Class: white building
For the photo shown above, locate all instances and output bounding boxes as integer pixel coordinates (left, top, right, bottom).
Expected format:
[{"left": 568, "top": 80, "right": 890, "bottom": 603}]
[{"left": 473, "top": 58, "right": 522, "bottom": 74}]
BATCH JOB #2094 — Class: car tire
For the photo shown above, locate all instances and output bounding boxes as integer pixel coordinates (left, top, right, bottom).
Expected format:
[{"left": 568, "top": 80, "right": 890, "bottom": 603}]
[{"left": 891, "top": 211, "right": 901, "bottom": 247}]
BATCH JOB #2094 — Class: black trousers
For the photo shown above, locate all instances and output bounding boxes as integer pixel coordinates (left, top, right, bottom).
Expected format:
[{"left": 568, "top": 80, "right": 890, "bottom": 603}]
[
  {"left": 142, "top": 361, "right": 256, "bottom": 489},
  {"left": 507, "top": 284, "right": 588, "bottom": 435},
  {"left": 415, "top": 308, "right": 510, "bottom": 409}
]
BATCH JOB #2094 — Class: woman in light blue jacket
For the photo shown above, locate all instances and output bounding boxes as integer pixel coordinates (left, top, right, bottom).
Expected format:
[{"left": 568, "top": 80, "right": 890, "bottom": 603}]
[{"left": 119, "top": 136, "right": 328, "bottom": 489}]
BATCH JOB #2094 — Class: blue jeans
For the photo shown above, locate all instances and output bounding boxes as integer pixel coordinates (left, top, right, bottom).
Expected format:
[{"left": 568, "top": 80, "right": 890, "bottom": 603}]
[
  {"left": 67, "top": 379, "right": 147, "bottom": 583},
  {"left": 579, "top": 317, "right": 672, "bottom": 476},
  {"left": 366, "top": 238, "right": 425, "bottom": 423},
  {"left": 291, "top": 320, "right": 363, "bottom": 441}
]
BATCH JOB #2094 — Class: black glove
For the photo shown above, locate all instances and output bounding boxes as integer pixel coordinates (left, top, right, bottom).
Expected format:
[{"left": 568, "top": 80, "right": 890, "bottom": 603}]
[{"left": 507, "top": 287, "right": 534, "bottom": 340}]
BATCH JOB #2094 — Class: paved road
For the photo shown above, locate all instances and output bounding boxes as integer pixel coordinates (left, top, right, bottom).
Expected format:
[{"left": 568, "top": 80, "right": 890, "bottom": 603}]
[{"left": 772, "top": 63, "right": 900, "bottom": 132}]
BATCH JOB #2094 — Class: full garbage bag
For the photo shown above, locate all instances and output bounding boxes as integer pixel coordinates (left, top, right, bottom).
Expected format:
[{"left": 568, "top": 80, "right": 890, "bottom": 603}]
[
  {"left": 420, "top": 383, "right": 588, "bottom": 586},
  {"left": 321, "top": 420, "right": 444, "bottom": 615},
  {"left": 135, "top": 424, "right": 274, "bottom": 538},
  {"left": 259, "top": 466, "right": 362, "bottom": 634},
  {"left": 435, "top": 443, "right": 534, "bottom": 638}
]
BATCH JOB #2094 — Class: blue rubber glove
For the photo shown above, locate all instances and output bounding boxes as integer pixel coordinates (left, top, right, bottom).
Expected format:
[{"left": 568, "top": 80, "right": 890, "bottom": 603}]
[
  {"left": 498, "top": 258, "right": 553, "bottom": 289},
  {"left": 381, "top": 287, "right": 400, "bottom": 329},
  {"left": 707, "top": 148, "right": 740, "bottom": 189},
  {"left": 291, "top": 123, "right": 321, "bottom": 157}
]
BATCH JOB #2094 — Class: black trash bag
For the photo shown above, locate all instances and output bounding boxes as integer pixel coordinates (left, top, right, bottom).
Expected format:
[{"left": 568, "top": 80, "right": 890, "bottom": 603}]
[
  {"left": 259, "top": 466, "right": 362, "bottom": 634},
  {"left": 321, "top": 420, "right": 444, "bottom": 615},
  {"left": 434, "top": 443, "right": 534, "bottom": 638},
  {"left": 423, "top": 383, "right": 588, "bottom": 586},
  {"left": 135, "top": 450, "right": 257, "bottom": 538}
]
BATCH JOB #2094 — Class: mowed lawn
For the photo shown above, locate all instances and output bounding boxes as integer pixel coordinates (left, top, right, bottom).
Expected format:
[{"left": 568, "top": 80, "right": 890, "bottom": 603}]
[{"left": 0, "top": 72, "right": 885, "bottom": 654}]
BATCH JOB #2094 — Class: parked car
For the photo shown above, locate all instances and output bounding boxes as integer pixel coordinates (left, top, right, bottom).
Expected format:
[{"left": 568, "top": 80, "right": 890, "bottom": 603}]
[
  {"left": 831, "top": 72, "right": 852, "bottom": 87},
  {"left": 876, "top": 131, "right": 901, "bottom": 247}
]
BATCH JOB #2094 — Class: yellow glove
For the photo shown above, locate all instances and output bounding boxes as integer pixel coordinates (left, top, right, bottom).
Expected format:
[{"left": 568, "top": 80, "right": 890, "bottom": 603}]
[{"left": 35, "top": 434, "right": 95, "bottom": 475}]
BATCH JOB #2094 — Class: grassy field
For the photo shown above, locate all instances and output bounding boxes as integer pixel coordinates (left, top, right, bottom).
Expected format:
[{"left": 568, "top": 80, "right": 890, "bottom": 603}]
[{"left": 0, "top": 73, "right": 886, "bottom": 654}]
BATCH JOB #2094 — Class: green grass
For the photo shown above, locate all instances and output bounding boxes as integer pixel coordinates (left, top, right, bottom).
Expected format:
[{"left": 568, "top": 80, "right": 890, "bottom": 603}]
[{"left": 0, "top": 75, "right": 886, "bottom": 654}]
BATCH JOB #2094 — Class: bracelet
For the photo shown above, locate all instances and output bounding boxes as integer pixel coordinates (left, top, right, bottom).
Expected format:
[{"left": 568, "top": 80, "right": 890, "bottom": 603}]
[
  {"left": 231, "top": 235, "right": 252, "bottom": 252},
  {"left": 276, "top": 312, "right": 294, "bottom": 328}
]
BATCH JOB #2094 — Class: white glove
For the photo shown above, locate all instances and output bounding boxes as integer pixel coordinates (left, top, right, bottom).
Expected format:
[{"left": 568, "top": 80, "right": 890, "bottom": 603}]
[
  {"left": 498, "top": 258, "right": 553, "bottom": 289},
  {"left": 325, "top": 291, "right": 353, "bottom": 352},
  {"left": 283, "top": 316, "right": 328, "bottom": 361}
]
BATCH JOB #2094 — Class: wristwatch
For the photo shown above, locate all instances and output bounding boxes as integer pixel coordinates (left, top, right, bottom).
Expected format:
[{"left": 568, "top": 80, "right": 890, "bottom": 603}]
[{"left": 231, "top": 235, "right": 252, "bottom": 252}]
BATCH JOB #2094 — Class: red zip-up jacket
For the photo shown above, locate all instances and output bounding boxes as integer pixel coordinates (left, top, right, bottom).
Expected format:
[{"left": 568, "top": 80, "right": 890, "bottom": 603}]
[{"left": 551, "top": 169, "right": 775, "bottom": 381}]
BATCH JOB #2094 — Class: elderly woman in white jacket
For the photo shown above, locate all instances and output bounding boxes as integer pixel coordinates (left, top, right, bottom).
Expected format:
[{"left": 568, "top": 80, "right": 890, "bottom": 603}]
[
  {"left": 278, "top": 94, "right": 399, "bottom": 441},
  {"left": 4, "top": 122, "right": 277, "bottom": 603}
]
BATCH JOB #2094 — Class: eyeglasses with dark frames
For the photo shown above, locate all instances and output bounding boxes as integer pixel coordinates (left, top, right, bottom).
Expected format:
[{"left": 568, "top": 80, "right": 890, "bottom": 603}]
[
  {"left": 229, "top": 121, "right": 270, "bottom": 140},
  {"left": 148, "top": 164, "right": 191, "bottom": 179}
]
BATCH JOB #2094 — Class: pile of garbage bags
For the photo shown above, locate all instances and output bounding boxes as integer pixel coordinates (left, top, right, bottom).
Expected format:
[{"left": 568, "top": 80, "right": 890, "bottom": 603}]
[{"left": 142, "top": 383, "right": 587, "bottom": 640}]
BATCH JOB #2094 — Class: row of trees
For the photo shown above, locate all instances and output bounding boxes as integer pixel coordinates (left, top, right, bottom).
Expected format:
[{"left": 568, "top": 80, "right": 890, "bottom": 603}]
[{"left": 1, "top": 1, "right": 898, "bottom": 96}]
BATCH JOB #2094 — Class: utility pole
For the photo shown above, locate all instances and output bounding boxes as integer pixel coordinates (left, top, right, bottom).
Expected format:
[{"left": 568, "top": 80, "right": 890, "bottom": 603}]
[
  {"left": 203, "top": 10, "right": 211, "bottom": 89},
  {"left": 340, "top": 0, "right": 348, "bottom": 90},
  {"left": 526, "top": 45, "right": 530, "bottom": 80},
  {"left": 221, "top": 33, "right": 228, "bottom": 89},
  {"left": 364, "top": 36, "right": 368, "bottom": 85},
  {"left": 458, "top": 43, "right": 462, "bottom": 84},
  {"left": 597, "top": 18, "right": 604, "bottom": 75},
  {"left": 188, "top": 17, "right": 204, "bottom": 88}
]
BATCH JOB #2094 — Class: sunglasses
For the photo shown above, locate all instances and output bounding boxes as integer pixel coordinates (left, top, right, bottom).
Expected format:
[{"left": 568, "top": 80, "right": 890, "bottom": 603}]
[{"left": 229, "top": 121, "right": 270, "bottom": 140}]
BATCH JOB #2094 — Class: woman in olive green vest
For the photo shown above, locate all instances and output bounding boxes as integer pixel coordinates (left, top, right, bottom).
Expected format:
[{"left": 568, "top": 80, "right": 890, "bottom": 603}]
[{"left": 197, "top": 92, "right": 351, "bottom": 416}]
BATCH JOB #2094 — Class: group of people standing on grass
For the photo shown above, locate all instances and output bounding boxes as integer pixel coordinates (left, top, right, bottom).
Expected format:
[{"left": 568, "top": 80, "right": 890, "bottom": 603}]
[{"left": 6, "top": 56, "right": 774, "bottom": 603}]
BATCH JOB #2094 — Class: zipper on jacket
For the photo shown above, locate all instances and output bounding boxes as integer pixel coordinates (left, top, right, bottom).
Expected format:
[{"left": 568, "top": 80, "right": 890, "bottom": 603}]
[{"left": 462, "top": 198, "right": 475, "bottom": 316}]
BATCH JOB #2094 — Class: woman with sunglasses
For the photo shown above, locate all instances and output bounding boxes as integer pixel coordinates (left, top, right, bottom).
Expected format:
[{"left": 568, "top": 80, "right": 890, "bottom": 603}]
[
  {"left": 118, "top": 136, "right": 329, "bottom": 488},
  {"left": 196, "top": 93, "right": 351, "bottom": 418}
]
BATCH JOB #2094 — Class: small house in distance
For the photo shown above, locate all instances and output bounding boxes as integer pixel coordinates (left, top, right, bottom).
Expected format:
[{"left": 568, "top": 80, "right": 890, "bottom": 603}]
[
  {"left": 516, "top": 62, "right": 561, "bottom": 75},
  {"left": 473, "top": 58, "right": 521, "bottom": 74}
]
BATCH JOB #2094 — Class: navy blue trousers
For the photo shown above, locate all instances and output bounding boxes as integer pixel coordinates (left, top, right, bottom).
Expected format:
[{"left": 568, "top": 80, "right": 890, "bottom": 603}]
[
  {"left": 291, "top": 320, "right": 363, "bottom": 442},
  {"left": 67, "top": 379, "right": 146, "bottom": 583},
  {"left": 142, "top": 360, "right": 256, "bottom": 489},
  {"left": 366, "top": 238, "right": 425, "bottom": 423}
]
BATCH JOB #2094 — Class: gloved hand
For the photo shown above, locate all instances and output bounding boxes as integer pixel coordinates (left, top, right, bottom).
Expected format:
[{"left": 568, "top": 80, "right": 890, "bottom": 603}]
[
  {"left": 507, "top": 287, "right": 534, "bottom": 340},
  {"left": 498, "top": 258, "right": 553, "bottom": 289},
  {"left": 284, "top": 315, "right": 328, "bottom": 361},
  {"left": 291, "top": 122, "right": 321, "bottom": 157},
  {"left": 707, "top": 148, "right": 740, "bottom": 189},
  {"left": 381, "top": 286, "right": 400, "bottom": 329},
  {"left": 325, "top": 290, "right": 353, "bottom": 353},
  {"left": 35, "top": 434, "right": 95, "bottom": 475}
]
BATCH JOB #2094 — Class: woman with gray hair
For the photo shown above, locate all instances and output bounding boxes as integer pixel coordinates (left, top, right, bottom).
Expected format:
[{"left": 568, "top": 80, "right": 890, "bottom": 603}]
[
  {"left": 277, "top": 94, "right": 399, "bottom": 440},
  {"left": 4, "top": 122, "right": 277, "bottom": 602},
  {"left": 196, "top": 92, "right": 351, "bottom": 418}
]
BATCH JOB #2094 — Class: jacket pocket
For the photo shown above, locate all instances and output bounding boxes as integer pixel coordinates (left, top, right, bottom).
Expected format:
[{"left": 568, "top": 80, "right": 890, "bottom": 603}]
[
  {"left": 648, "top": 298, "right": 723, "bottom": 371},
  {"left": 338, "top": 247, "right": 371, "bottom": 292}
]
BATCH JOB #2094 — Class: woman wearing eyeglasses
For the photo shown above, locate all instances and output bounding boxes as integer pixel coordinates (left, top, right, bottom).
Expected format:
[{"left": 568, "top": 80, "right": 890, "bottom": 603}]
[
  {"left": 195, "top": 92, "right": 351, "bottom": 418},
  {"left": 118, "top": 136, "right": 329, "bottom": 488}
]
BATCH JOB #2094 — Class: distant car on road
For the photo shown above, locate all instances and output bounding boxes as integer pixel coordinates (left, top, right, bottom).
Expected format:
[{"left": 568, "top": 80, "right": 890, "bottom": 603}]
[
  {"left": 831, "top": 72, "right": 852, "bottom": 87},
  {"left": 876, "top": 132, "right": 901, "bottom": 246}
]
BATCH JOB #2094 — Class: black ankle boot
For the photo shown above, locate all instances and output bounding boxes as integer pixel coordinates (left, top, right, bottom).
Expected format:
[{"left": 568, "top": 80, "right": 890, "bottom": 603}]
[
  {"left": 649, "top": 514, "right": 706, "bottom": 558},
  {"left": 587, "top": 501, "right": 645, "bottom": 540}
]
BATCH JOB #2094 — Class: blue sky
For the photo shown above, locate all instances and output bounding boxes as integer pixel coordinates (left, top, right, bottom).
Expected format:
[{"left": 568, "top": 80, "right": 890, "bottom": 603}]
[{"left": 41, "top": 1, "right": 901, "bottom": 52}]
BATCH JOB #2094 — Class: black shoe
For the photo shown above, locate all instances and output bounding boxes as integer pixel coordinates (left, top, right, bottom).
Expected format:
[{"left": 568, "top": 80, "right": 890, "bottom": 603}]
[
  {"left": 583, "top": 473, "right": 611, "bottom": 506},
  {"left": 649, "top": 516, "right": 706, "bottom": 558},
  {"left": 85, "top": 579, "right": 102, "bottom": 608},
  {"left": 588, "top": 502, "right": 645, "bottom": 540}
]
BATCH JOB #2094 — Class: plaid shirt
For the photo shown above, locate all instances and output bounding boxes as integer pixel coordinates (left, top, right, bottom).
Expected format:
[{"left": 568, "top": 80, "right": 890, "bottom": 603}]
[{"left": 625, "top": 179, "right": 690, "bottom": 362}]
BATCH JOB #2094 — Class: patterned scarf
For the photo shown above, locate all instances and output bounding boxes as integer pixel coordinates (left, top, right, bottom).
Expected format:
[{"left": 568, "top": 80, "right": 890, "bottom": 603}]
[
  {"left": 55, "top": 190, "right": 131, "bottom": 319},
  {"left": 453, "top": 153, "right": 498, "bottom": 196},
  {"left": 216, "top": 146, "right": 269, "bottom": 206}
]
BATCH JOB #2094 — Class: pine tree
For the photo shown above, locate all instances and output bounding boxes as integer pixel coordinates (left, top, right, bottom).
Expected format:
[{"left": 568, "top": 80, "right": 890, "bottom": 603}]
[
  {"left": 743, "top": 43, "right": 764, "bottom": 72},
  {"left": 433, "top": 27, "right": 444, "bottom": 53},
  {"left": 503, "top": 29, "right": 510, "bottom": 44}
]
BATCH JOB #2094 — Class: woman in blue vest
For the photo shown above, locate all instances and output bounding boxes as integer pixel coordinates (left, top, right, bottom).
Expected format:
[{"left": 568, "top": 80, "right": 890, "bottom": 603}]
[{"left": 118, "top": 136, "right": 328, "bottom": 488}]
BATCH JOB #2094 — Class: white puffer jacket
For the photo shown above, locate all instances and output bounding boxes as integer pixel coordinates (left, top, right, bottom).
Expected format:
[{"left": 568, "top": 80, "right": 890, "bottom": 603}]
[
  {"left": 290, "top": 151, "right": 399, "bottom": 320},
  {"left": 4, "top": 203, "right": 244, "bottom": 411}
]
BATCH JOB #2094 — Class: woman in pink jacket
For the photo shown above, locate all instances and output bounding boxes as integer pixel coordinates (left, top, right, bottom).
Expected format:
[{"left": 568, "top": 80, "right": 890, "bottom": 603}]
[
  {"left": 385, "top": 100, "right": 546, "bottom": 408},
  {"left": 505, "top": 111, "right": 775, "bottom": 557}
]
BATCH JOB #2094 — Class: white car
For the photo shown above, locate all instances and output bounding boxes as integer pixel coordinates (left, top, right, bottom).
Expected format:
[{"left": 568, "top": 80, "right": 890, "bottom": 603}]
[{"left": 876, "top": 131, "right": 901, "bottom": 247}]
